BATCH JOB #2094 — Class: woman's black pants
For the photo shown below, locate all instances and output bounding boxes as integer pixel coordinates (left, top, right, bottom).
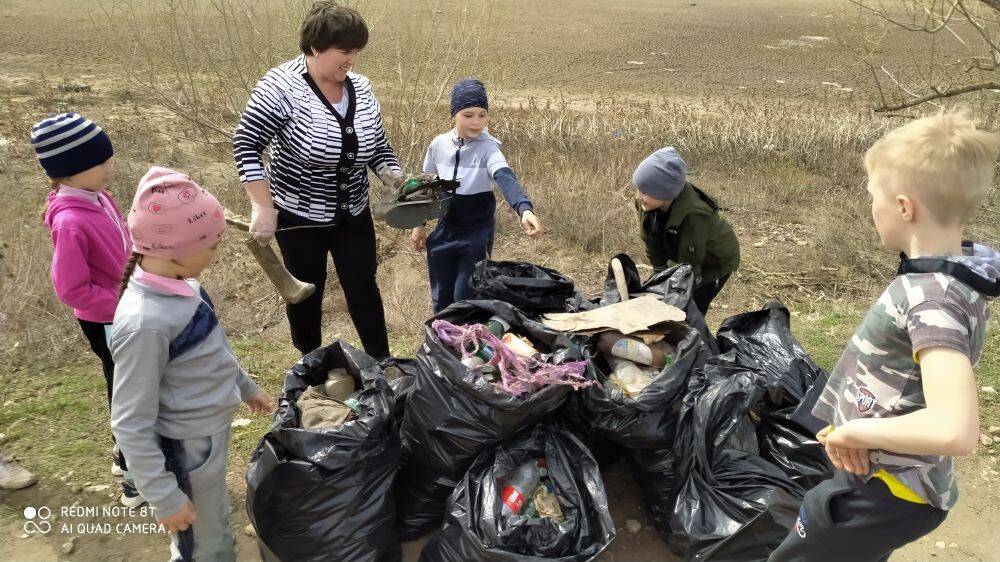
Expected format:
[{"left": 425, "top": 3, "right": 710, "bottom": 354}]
[{"left": 274, "top": 208, "right": 391, "bottom": 359}]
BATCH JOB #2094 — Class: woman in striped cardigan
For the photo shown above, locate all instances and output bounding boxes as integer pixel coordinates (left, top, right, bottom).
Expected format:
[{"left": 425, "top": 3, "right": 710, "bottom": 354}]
[{"left": 233, "top": 3, "right": 403, "bottom": 358}]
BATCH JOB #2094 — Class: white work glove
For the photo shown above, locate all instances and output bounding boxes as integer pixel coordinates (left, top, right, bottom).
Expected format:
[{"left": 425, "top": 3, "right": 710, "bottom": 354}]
[
  {"left": 379, "top": 169, "right": 407, "bottom": 189},
  {"left": 250, "top": 202, "right": 278, "bottom": 246},
  {"left": 375, "top": 169, "right": 406, "bottom": 204}
]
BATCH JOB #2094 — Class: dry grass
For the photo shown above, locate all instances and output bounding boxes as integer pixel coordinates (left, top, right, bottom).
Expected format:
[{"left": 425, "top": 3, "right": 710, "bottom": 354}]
[
  {"left": 1, "top": 1, "right": 998, "bottom": 364},
  {"left": 3, "top": 78, "right": 999, "bottom": 361}
]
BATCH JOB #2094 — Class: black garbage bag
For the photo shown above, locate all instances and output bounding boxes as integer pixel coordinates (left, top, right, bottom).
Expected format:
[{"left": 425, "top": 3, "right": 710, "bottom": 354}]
[
  {"left": 419, "top": 424, "right": 616, "bottom": 562},
  {"left": 599, "top": 254, "right": 718, "bottom": 353},
  {"left": 553, "top": 394, "right": 622, "bottom": 470},
  {"left": 626, "top": 446, "right": 677, "bottom": 538},
  {"left": 387, "top": 358, "right": 418, "bottom": 426},
  {"left": 578, "top": 324, "right": 708, "bottom": 451},
  {"left": 668, "top": 366, "right": 805, "bottom": 561},
  {"left": 472, "top": 260, "right": 586, "bottom": 314},
  {"left": 576, "top": 324, "right": 708, "bottom": 539},
  {"left": 396, "top": 300, "right": 587, "bottom": 539},
  {"left": 715, "top": 301, "right": 825, "bottom": 409},
  {"left": 671, "top": 450, "right": 804, "bottom": 562},
  {"left": 715, "top": 301, "right": 834, "bottom": 487},
  {"left": 246, "top": 341, "right": 401, "bottom": 562},
  {"left": 754, "top": 409, "right": 834, "bottom": 490}
]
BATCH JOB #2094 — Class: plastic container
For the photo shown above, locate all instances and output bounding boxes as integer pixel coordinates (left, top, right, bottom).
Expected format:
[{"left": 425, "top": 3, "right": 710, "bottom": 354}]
[
  {"left": 323, "top": 368, "right": 356, "bottom": 401},
  {"left": 597, "top": 332, "right": 672, "bottom": 368},
  {"left": 608, "top": 357, "right": 655, "bottom": 398},
  {"left": 502, "top": 333, "right": 542, "bottom": 360},
  {"left": 486, "top": 316, "right": 511, "bottom": 338}
]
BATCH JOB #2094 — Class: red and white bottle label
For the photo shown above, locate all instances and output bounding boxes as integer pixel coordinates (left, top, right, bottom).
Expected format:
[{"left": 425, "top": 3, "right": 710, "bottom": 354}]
[{"left": 501, "top": 486, "right": 524, "bottom": 513}]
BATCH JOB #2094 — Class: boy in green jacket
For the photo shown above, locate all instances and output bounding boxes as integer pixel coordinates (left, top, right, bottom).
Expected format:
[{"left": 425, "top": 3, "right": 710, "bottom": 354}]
[{"left": 633, "top": 146, "right": 740, "bottom": 314}]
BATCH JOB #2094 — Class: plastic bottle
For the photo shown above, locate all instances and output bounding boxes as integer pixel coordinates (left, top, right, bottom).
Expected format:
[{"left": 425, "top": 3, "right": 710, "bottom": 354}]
[
  {"left": 597, "top": 332, "right": 672, "bottom": 368},
  {"left": 462, "top": 339, "right": 498, "bottom": 364},
  {"left": 400, "top": 177, "right": 425, "bottom": 195},
  {"left": 475, "top": 342, "right": 498, "bottom": 364},
  {"left": 500, "top": 459, "right": 545, "bottom": 517},
  {"left": 486, "top": 316, "right": 511, "bottom": 338},
  {"left": 608, "top": 357, "right": 655, "bottom": 398},
  {"left": 323, "top": 369, "right": 356, "bottom": 401},
  {"left": 462, "top": 340, "right": 501, "bottom": 382},
  {"left": 461, "top": 355, "right": 486, "bottom": 370},
  {"left": 502, "top": 333, "right": 542, "bottom": 360}
]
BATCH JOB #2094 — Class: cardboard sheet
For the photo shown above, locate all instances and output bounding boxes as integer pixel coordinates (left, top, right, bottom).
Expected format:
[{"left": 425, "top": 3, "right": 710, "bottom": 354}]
[{"left": 541, "top": 295, "right": 685, "bottom": 335}]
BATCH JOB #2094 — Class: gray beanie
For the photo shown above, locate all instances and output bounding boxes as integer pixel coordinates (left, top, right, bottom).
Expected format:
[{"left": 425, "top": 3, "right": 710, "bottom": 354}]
[{"left": 632, "top": 146, "right": 687, "bottom": 201}]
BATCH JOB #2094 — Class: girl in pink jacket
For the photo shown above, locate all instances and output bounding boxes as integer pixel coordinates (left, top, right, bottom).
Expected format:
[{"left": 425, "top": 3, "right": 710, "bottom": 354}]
[{"left": 32, "top": 112, "right": 140, "bottom": 507}]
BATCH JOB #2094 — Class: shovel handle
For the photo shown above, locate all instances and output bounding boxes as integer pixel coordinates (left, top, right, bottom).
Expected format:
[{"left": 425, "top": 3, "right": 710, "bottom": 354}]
[
  {"left": 611, "top": 258, "right": 629, "bottom": 303},
  {"left": 223, "top": 210, "right": 251, "bottom": 232}
]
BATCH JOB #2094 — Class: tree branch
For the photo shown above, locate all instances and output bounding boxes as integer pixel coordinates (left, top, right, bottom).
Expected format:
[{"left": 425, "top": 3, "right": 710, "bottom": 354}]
[{"left": 874, "top": 80, "right": 1000, "bottom": 111}]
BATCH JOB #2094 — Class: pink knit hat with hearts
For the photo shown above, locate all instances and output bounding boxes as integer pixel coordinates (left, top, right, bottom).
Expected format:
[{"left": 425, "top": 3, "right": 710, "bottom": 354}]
[{"left": 127, "top": 166, "right": 225, "bottom": 259}]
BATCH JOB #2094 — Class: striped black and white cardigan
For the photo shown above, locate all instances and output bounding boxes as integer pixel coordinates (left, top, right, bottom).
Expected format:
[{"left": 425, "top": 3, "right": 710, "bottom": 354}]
[{"left": 233, "top": 55, "right": 401, "bottom": 223}]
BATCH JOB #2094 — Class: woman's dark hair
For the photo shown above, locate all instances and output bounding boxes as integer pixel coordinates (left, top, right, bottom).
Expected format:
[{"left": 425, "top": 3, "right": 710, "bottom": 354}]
[
  {"left": 299, "top": 2, "right": 368, "bottom": 55},
  {"left": 119, "top": 252, "right": 141, "bottom": 299}
]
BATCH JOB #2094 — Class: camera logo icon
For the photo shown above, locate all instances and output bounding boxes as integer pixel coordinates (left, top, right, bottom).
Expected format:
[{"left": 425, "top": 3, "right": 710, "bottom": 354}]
[{"left": 23, "top": 506, "right": 53, "bottom": 535}]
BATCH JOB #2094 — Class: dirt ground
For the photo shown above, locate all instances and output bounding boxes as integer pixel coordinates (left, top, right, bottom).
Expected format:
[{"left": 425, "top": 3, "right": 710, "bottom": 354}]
[
  {"left": 0, "top": 0, "right": 953, "bottom": 102},
  {"left": 3, "top": 455, "right": 999, "bottom": 561},
  {"left": 2, "top": 0, "right": 998, "bottom": 561}
]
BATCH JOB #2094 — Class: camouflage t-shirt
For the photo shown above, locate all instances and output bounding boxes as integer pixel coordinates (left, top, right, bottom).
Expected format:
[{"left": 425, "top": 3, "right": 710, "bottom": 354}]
[{"left": 813, "top": 271, "right": 992, "bottom": 510}]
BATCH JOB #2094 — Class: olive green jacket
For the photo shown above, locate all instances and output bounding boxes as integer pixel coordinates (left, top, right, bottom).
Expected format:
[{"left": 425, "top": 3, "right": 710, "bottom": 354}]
[{"left": 637, "top": 182, "right": 740, "bottom": 282}]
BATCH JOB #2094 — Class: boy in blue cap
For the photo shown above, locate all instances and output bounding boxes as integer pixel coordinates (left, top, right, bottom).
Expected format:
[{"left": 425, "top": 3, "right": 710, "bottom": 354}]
[{"left": 412, "top": 79, "right": 542, "bottom": 312}]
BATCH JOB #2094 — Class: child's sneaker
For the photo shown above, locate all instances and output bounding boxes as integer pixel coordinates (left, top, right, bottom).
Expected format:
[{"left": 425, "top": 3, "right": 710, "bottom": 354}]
[{"left": 119, "top": 480, "right": 146, "bottom": 508}]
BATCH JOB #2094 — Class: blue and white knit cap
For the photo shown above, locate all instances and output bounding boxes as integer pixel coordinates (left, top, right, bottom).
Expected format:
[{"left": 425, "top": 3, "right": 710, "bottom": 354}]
[
  {"left": 30, "top": 112, "right": 114, "bottom": 179},
  {"left": 450, "top": 79, "right": 489, "bottom": 117}
]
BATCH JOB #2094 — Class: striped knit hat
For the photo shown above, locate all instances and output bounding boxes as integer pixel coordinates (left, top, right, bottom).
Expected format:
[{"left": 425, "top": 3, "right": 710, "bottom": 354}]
[{"left": 30, "top": 112, "right": 114, "bottom": 179}]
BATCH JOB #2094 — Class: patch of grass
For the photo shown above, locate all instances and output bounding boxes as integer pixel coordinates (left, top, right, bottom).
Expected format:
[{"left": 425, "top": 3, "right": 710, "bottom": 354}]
[
  {"left": 791, "top": 306, "right": 863, "bottom": 371},
  {"left": 0, "top": 361, "right": 112, "bottom": 482}
]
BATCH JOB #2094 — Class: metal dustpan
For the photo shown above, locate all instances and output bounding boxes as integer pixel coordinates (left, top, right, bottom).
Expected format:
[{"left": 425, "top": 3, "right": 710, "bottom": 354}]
[{"left": 373, "top": 176, "right": 459, "bottom": 229}]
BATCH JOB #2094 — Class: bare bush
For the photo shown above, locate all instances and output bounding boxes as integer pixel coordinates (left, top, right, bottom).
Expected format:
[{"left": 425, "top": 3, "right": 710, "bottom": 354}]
[
  {"left": 96, "top": 0, "right": 314, "bottom": 143},
  {"left": 841, "top": 0, "right": 1000, "bottom": 112}
]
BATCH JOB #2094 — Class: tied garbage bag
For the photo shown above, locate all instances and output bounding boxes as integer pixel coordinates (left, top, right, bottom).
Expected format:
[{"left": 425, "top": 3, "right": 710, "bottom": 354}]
[
  {"left": 715, "top": 301, "right": 825, "bottom": 409},
  {"left": 754, "top": 409, "right": 834, "bottom": 490},
  {"left": 420, "top": 425, "right": 616, "bottom": 562},
  {"left": 598, "top": 254, "right": 719, "bottom": 353},
  {"left": 246, "top": 341, "right": 401, "bottom": 562},
  {"left": 396, "top": 300, "right": 587, "bottom": 539},
  {"left": 715, "top": 301, "right": 833, "bottom": 487},
  {"left": 472, "top": 260, "right": 587, "bottom": 314},
  {"left": 669, "top": 366, "right": 805, "bottom": 561}
]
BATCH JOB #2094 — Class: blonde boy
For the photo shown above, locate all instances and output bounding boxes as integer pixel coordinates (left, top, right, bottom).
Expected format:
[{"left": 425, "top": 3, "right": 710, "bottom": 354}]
[{"left": 770, "top": 113, "right": 1000, "bottom": 561}]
